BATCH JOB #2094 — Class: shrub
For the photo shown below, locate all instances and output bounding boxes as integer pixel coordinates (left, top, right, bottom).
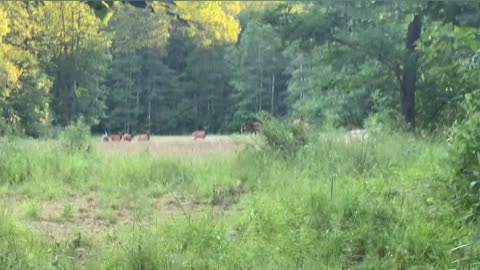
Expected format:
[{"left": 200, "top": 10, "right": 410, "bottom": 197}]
[
  {"left": 448, "top": 92, "right": 480, "bottom": 216},
  {"left": 258, "top": 115, "right": 309, "bottom": 157},
  {"left": 364, "top": 109, "right": 402, "bottom": 134},
  {"left": 60, "top": 117, "right": 92, "bottom": 154}
]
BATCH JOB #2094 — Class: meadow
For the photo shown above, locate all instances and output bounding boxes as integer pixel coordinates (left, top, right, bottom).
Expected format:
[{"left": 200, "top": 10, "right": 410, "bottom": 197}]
[{"left": 0, "top": 129, "right": 479, "bottom": 269}]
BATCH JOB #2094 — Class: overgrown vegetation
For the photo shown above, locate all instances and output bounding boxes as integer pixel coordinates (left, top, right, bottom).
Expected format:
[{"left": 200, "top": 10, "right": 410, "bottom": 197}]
[{"left": 1, "top": 124, "right": 479, "bottom": 269}]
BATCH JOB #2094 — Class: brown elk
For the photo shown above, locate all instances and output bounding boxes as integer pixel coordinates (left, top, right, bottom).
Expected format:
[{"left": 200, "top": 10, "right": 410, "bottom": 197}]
[
  {"left": 110, "top": 133, "right": 123, "bottom": 142},
  {"left": 123, "top": 133, "right": 134, "bottom": 142},
  {"left": 193, "top": 129, "right": 207, "bottom": 140},
  {"left": 137, "top": 133, "right": 150, "bottom": 141}
]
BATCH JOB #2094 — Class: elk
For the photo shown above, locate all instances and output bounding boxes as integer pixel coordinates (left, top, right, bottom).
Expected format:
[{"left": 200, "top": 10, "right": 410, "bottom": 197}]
[
  {"left": 123, "top": 133, "right": 134, "bottom": 142},
  {"left": 345, "top": 129, "right": 368, "bottom": 144},
  {"left": 137, "top": 133, "right": 150, "bottom": 141},
  {"left": 193, "top": 129, "right": 207, "bottom": 140},
  {"left": 110, "top": 133, "right": 123, "bottom": 142}
]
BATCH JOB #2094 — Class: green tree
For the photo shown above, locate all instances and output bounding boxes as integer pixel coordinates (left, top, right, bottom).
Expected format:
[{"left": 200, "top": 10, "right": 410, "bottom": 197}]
[
  {"left": 226, "top": 18, "right": 288, "bottom": 126},
  {"left": 38, "top": 2, "right": 111, "bottom": 126},
  {"left": 0, "top": 3, "right": 52, "bottom": 136}
]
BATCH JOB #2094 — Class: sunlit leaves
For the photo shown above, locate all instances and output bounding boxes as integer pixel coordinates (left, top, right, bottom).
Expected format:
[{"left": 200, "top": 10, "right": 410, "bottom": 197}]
[
  {"left": 176, "top": 2, "right": 241, "bottom": 46},
  {"left": 108, "top": 4, "right": 170, "bottom": 54}
]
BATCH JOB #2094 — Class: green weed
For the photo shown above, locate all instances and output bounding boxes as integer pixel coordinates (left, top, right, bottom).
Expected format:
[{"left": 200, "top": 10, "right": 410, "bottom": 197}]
[{"left": 0, "top": 132, "right": 478, "bottom": 269}]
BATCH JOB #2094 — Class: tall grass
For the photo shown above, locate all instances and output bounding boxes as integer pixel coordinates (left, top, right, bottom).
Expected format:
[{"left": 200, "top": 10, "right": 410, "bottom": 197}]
[{"left": 0, "top": 131, "right": 478, "bottom": 269}]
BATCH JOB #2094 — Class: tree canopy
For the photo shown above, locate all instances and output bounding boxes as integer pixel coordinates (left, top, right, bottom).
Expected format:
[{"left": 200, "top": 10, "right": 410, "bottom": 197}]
[{"left": 1, "top": 1, "right": 480, "bottom": 136}]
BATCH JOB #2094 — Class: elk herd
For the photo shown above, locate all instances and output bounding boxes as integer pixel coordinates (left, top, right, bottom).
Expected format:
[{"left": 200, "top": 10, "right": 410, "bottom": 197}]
[
  {"left": 100, "top": 119, "right": 368, "bottom": 144},
  {"left": 102, "top": 132, "right": 150, "bottom": 142}
]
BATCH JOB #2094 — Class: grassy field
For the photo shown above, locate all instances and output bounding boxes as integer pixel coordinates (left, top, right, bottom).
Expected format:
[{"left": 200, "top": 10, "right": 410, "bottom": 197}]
[
  {"left": 0, "top": 132, "right": 478, "bottom": 269},
  {"left": 96, "top": 135, "right": 249, "bottom": 157}
]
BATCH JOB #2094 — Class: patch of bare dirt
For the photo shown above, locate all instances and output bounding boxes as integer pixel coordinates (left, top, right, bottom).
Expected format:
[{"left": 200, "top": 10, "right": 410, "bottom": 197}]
[
  {"left": 155, "top": 192, "right": 242, "bottom": 220},
  {"left": 156, "top": 193, "right": 210, "bottom": 213},
  {"left": 33, "top": 193, "right": 131, "bottom": 241},
  {"left": 6, "top": 191, "right": 240, "bottom": 241},
  {"left": 0, "top": 192, "right": 27, "bottom": 204}
]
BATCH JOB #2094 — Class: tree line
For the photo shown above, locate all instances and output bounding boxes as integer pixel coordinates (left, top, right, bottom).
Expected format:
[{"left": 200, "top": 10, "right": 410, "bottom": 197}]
[{"left": 1, "top": 1, "right": 480, "bottom": 136}]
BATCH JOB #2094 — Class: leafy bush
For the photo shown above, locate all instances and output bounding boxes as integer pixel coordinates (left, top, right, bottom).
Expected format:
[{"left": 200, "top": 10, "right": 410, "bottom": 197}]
[
  {"left": 364, "top": 109, "right": 402, "bottom": 134},
  {"left": 258, "top": 115, "right": 309, "bottom": 157},
  {"left": 448, "top": 92, "right": 480, "bottom": 215},
  {"left": 60, "top": 118, "right": 92, "bottom": 154},
  {"left": 0, "top": 116, "right": 13, "bottom": 137}
]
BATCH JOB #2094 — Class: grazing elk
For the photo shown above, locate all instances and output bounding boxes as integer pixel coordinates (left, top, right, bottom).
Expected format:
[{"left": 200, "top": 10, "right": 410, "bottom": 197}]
[
  {"left": 110, "top": 133, "right": 123, "bottom": 142},
  {"left": 137, "top": 133, "right": 150, "bottom": 141},
  {"left": 193, "top": 128, "right": 208, "bottom": 140},
  {"left": 123, "top": 133, "right": 134, "bottom": 142},
  {"left": 345, "top": 129, "right": 368, "bottom": 144}
]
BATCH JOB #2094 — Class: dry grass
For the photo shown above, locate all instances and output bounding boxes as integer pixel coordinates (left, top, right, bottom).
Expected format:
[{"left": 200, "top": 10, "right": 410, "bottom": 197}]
[{"left": 96, "top": 135, "right": 254, "bottom": 157}]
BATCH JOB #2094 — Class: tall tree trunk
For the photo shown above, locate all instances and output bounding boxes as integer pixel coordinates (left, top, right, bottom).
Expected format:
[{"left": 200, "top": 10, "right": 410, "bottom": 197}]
[
  {"left": 258, "top": 29, "right": 263, "bottom": 112},
  {"left": 71, "top": 7, "right": 77, "bottom": 123},
  {"left": 255, "top": 81, "right": 259, "bottom": 112},
  {"left": 211, "top": 88, "right": 214, "bottom": 115},
  {"left": 193, "top": 92, "right": 198, "bottom": 129},
  {"left": 126, "top": 71, "right": 132, "bottom": 133},
  {"left": 148, "top": 98, "right": 151, "bottom": 134},
  {"left": 135, "top": 86, "right": 139, "bottom": 131},
  {"left": 300, "top": 62, "right": 304, "bottom": 99},
  {"left": 271, "top": 73, "right": 275, "bottom": 115},
  {"left": 260, "top": 68, "right": 263, "bottom": 112},
  {"left": 401, "top": 15, "right": 422, "bottom": 129},
  {"left": 60, "top": 1, "right": 70, "bottom": 123},
  {"left": 150, "top": 77, "right": 154, "bottom": 134}
]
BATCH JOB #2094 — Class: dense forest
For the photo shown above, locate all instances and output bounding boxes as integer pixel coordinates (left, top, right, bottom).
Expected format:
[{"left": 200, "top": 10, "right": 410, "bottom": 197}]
[{"left": 1, "top": 1, "right": 480, "bottom": 136}]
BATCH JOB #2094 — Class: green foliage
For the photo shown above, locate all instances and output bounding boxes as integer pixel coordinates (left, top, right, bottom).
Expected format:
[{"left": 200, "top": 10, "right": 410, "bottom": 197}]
[
  {"left": 364, "top": 90, "right": 403, "bottom": 134},
  {"left": 3, "top": 1, "right": 480, "bottom": 268},
  {"left": 0, "top": 133, "right": 476, "bottom": 269},
  {"left": 226, "top": 18, "right": 288, "bottom": 122},
  {"left": 0, "top": 1, "right": 479, "bottom": 136},
  {"left": 60, "top": 118, "right": 92, "bottom": 154},
  {"left": 448, "top": 92, "right": 480, "bottom": 214},
  {"left": 24, "top": 202, "right": 39, "bottom": 220},
  {"left": 61, "top": 205, "right": 73, "bottom": 221},
  {"left": 0, "top": 211, "right": 53, "bottom": 269},
  {"left": 0, "top": 116, "right": 14, "bottom": 136},
  {"left": 258, "top": 116, "right": 309, "bottom": 157}
]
